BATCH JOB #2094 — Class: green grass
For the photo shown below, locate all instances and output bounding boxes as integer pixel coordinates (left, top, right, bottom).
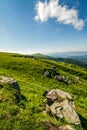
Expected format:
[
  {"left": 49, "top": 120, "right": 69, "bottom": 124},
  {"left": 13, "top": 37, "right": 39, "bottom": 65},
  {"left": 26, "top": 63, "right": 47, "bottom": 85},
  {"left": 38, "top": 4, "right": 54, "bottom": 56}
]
[{"left": 0, "top": 52, "right": 87, "bottom": 130}]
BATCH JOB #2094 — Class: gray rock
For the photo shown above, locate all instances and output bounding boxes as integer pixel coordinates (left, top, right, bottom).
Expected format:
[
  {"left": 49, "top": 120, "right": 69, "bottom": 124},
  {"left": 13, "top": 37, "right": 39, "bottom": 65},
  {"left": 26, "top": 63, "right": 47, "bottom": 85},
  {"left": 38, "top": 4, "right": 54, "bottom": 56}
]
[
  {"left": 42, "top": 120, "right": 75, "bottom": 130},
  {"left": 43, "top": 69, "right": 59, "bottom": 78},
  {"left": 45, "top": 89, "right": 81, "bottom": 125},
  {"left": 54, "top": 75, "right": 62, "bottom": 81},
  {"left": 54, "top": 75, "right": 72, "bottom": 84},
  {"left": 0, "top": 76, "right": 20, "bottom": 93},
  {"left": 43, "top": 69, "right": 72, "bottom": 84},
  {"left": 46, "top": 89, "right": 72, "bottom": 101},
  {"left": 44, "top": 71, "right": 51, "bottom": 78}
]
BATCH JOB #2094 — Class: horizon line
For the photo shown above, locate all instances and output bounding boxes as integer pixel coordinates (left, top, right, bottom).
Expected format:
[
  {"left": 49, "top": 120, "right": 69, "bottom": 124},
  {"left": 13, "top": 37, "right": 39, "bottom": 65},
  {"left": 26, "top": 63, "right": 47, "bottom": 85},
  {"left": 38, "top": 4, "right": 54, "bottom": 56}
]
[{"left": 0, "top": 50, "right": 87, "bottom": 55}]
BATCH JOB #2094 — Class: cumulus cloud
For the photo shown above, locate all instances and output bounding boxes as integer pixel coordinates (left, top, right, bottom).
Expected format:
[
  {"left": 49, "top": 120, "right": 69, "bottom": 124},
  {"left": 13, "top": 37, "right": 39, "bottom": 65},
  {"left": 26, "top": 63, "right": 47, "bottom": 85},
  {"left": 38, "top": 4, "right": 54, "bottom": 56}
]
[{"left": 34, "top": 0, "right": 84, "bottom": 31}]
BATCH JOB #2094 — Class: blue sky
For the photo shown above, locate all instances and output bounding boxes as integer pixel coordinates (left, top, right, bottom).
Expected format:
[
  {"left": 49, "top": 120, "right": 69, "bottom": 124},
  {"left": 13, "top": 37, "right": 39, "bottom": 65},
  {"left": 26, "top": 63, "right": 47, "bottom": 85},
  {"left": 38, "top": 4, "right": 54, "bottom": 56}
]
[{"left": 0, "top": 0, "right": 87, "bottom": 54}]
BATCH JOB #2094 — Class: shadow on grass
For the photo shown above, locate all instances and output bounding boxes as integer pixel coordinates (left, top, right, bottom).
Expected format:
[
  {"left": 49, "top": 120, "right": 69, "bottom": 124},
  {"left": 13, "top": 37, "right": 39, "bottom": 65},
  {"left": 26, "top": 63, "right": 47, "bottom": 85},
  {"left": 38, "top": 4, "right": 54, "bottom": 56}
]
[
  {"left": 21, "top": 94, "right": 27, "bottom": 101},
  {"left": 79, "top": 114, "right": 87, "bottom": 130}
]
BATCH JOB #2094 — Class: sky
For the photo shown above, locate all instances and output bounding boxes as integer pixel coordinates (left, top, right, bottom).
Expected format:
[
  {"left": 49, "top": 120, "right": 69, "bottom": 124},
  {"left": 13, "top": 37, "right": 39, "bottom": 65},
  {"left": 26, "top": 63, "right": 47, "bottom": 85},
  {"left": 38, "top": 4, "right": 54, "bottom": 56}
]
[{"left": 0, "top": 0, "right": 87, "bottom": 54}]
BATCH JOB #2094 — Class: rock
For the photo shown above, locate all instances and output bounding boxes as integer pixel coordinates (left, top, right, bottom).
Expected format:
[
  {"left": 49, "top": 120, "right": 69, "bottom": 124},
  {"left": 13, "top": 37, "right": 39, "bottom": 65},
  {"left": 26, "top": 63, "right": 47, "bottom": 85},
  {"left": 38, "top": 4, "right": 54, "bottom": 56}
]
[
  {"left": 43, "top": 69, "right": 72, "bottom": 84},
  {"left": 0, "top": 76, "right": 20, "bottom": 93},
  {"left": 43, "top": 69, "right": 59, "bottom": 78},
  {"left": 42, "top": 120, "right": 58, "bottom": 130},
  {"left": 44, "top": 89, "right": 81, "bottom": 125},
  {"left": 42, "top": 121, "right": 75, "bottom": 130},
  {"left": 46, "top": 89, "right": 72, "bottom": 101},
  {"left": 44, "top": 71, "right": 51, "bottom": 78},
  {"left": 54, "top": 75, "right": 62, "bottom": 81},
  {"left": 54, "top": 75, "right": 72, "bottom": 85},
  {"left": 58, "top": 125, "right": 75, "bottom": 130}
]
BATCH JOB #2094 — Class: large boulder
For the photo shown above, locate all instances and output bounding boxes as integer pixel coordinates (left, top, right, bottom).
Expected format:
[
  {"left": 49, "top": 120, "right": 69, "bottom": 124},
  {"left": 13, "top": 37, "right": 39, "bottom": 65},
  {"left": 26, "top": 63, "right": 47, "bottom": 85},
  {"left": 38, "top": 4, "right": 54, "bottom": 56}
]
[
  {"left": 44, "top": 89, "right": 81, "bottom": 125},
  {"left": 0, "top": 76, "right": 20, "bottom": 93}
]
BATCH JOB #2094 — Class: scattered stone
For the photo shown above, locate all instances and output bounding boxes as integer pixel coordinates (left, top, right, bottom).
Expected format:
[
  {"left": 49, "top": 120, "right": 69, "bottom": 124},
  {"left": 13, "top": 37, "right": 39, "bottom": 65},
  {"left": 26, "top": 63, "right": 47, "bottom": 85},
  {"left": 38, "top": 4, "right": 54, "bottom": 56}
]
[
  {"left": 54, "top": 75, "right": 72, "bottom": 85},
  {"left": 42, "top": 120, "right": 75, "bottom": 130},
  {"left": 43, "top": 69, "right": 72, "bottom": 84},
  {"left": 44, "top": 89, "right": 81, "bottom": 125},
  {"left": 54, "top": 75, "right": 62, "bottom": 81},
  {"left": 43, "top": 69, "right": 59, "bottom": 78},
  {"left": 44, "top": 71, "right": 51, "bottom": 78},
  {"left": 0, "top": 76, "right": 20, "bottom": 93}
]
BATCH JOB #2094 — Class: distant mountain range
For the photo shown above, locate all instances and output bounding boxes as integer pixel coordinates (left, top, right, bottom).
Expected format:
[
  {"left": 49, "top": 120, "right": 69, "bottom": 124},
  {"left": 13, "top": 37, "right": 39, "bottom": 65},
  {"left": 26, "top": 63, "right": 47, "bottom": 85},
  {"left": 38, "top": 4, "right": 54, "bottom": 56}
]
[
  {"left": 47, "top": 51, "right": 87, "bottom": 63},
  {"left": 31, "top": 52, "right": 87, "bottom": 69},
  {"left": 47, "top": 51, "right": 87, "bottom": 58},
  {"left": 70, "top": 55, "right": 87, "bottom": 62}
]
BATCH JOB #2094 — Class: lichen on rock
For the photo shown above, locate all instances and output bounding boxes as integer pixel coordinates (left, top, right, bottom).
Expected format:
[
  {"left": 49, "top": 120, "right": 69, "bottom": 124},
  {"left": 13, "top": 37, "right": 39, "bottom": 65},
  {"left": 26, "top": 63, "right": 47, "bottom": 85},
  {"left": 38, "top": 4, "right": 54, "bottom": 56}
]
[{"left": 44, "top": 89, "right": 81, "bottom": 125}]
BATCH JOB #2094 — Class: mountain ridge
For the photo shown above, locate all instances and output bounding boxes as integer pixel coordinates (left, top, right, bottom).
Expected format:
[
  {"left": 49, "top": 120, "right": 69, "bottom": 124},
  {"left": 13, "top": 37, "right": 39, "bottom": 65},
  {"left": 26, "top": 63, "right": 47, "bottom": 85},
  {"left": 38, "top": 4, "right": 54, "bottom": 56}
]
[{"left": 47, "top": 51, "right": 87, "bottom": 58}]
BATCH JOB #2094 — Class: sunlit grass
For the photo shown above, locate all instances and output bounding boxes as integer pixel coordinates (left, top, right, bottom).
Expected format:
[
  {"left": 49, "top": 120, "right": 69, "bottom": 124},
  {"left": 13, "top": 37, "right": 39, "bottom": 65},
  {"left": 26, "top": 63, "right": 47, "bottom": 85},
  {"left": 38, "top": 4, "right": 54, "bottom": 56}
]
[{"left": 0, "top": 52, "right": 87, "bottom": 130}]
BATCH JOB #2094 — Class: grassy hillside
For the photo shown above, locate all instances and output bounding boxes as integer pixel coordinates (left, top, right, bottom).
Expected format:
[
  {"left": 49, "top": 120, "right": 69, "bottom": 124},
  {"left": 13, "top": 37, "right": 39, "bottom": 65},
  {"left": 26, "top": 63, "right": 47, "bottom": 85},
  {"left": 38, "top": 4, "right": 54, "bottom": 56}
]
[
  {"left": 31, "top": 53, "right": 54, "bottom": 59},
  {"left": 70, "top": 55, "right": 87, "bottom": 63},
  {"left": 55, "top": 58, "right": 87, "bottom": 69},
  {"left": 0, "top": 52, "right": 87, "bottom": 130},
  {"left": 31, "top": 53, "right": 87, "bottom": 69}
]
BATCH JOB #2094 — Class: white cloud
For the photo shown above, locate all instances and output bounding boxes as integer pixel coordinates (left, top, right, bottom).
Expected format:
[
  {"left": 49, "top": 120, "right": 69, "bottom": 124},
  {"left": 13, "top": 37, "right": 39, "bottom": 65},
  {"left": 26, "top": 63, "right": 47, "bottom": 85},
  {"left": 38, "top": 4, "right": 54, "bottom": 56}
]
[{"left": 34, "top": 0, "right": 84, "bottom": 31}]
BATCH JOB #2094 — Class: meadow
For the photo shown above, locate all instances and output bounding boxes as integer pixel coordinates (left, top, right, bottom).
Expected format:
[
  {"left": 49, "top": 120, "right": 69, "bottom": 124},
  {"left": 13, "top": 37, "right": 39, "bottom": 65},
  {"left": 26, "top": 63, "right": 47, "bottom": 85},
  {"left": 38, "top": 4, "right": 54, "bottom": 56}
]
[{"left": 0, "top": 52, "right": 87, "bottom": 130}]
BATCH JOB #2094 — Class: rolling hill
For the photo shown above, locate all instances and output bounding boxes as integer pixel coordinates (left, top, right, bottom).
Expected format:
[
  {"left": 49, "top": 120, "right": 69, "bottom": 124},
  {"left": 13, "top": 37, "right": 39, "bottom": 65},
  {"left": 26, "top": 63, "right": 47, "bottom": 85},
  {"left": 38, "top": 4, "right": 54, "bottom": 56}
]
[
  {"left": 31, "top": 53, "right": 87, "bottom": 69},
  {"left": 0, "top": 52, "right": 87, "bottom": 130},
  {"left": 47, "top": 51, "right": 87, "bottom": 63},
  {"left": 70, "top": 55, "right": 87, "bottom": 63},
  {"left": 55, "top": 58, "right": 87, "bottom": 69}
]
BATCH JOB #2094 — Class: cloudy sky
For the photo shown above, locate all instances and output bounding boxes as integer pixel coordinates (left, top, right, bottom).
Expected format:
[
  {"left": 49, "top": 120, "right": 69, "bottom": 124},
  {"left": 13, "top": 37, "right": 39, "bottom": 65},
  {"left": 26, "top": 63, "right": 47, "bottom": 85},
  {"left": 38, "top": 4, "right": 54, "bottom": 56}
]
[{"left": 0, "top": 0, "right": 87, "bottom": 54}]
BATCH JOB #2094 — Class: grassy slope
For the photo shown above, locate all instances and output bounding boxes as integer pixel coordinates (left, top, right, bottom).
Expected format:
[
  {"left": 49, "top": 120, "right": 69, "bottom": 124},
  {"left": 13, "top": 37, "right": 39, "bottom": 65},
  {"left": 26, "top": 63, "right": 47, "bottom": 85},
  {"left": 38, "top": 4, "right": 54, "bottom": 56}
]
[
  {"left": 31, "top": 53, "right": 54, "bottom": 59},
  {"left": 31, "top": 53, "right": 87, "bottom": 69},
  {"left": 0, "top": 52, "right": 87, "bottom": 130},
  {"left": 55, "top": 58, "right": 87, "bottom": 69},
  {"left": 70, "top": 55, "right": 87, "bottom": 63}
]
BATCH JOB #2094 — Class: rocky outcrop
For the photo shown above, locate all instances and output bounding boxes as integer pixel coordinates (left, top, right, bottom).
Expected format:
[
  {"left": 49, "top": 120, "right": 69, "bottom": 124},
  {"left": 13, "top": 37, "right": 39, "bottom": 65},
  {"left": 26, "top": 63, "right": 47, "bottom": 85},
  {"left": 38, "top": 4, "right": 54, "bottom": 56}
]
[
  {"left": 0, "top": 76, "right": 20, "bottom": 93},
  {"left": 44, "top": 89, "right": 81, "bottom": 125},
  {"left": 0, "top": 76, "right": 22, "bottom": 102},
  {"left": 54, "top": 75, "right": 72, "bottom": 85},
  {"left": 43, "top": 69, "right": 59, "bottom": 78},
  {"left": 43, "top": 69, "right": 72, "bottom": 85}
]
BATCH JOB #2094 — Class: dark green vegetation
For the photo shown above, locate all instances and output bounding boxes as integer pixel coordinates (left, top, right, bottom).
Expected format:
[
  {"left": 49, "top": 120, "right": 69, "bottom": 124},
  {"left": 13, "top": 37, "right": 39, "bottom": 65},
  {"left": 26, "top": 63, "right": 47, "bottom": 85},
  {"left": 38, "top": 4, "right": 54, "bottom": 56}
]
[
  {"left": 55, "top": 58, "right": 87, "bottom": 69},
  {"left": 0, "top": 52, "right": 87, "bottom": 130},
  {"left": 47, "top": 51, "right": 87, "bottom": 59},
  {"left": 30, "top": 53, "right": 87, "bottom": 69},
  {"left": 70, "top": 55, "right": 87, "bottom": 63}
]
